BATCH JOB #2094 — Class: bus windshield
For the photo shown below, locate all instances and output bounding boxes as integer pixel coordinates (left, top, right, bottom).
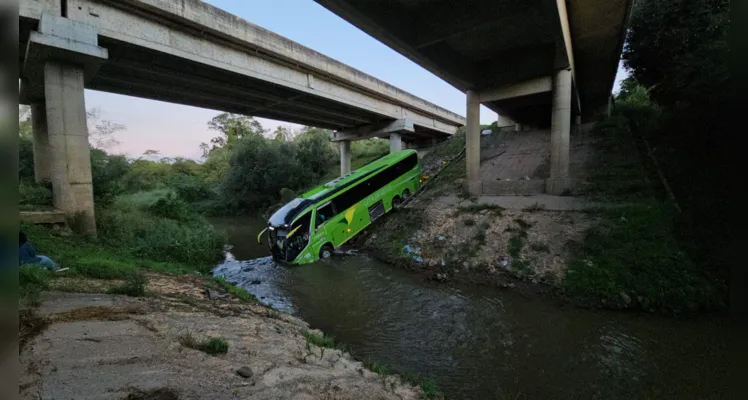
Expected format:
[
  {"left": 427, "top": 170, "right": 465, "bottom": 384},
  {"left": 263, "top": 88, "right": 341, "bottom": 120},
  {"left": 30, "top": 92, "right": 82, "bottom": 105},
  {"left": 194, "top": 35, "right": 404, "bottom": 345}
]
[{"left": 268, "top": 198, "right": 310, "bottom": 227}]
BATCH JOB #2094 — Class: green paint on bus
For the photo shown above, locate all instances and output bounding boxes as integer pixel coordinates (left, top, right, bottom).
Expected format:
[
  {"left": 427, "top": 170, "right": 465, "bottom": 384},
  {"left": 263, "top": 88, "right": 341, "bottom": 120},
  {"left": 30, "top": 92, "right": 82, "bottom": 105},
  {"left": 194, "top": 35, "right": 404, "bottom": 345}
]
[{"left": 263, "top": 149, "right": 422, "bottom": 264}]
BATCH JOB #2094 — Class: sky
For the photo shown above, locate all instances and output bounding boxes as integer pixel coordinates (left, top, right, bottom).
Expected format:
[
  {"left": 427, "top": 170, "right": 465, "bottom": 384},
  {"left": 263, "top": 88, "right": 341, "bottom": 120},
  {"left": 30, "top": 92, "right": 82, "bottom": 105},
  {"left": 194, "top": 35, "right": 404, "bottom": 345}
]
[{"left": 84, "top": 0, "right": 628, "bottom": 160}]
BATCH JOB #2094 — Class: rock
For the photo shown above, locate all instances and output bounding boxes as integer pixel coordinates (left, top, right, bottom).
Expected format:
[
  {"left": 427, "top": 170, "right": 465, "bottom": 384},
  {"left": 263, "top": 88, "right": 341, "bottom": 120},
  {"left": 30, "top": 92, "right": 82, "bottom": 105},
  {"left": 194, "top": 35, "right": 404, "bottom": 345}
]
[
  {"left": 479, "top": 209, "right": 489, "bottom": 215},
  {"left": 236, "top": 366, "right": 254, "bottom": 378},
  {"left": 620, "top": 291, "right": 632, "bottom": 305},
  {"left": 241, "top": 266, "right": 255, "bottom": 272},
  {"left": 250, "top": 280, "right": 262, "bottom": 285},
  {"left": 435, "top": 273, "right": 448, "bottom": 282},
  {"left": 205, "top": 289, "right": 229, "bottom": 300}
]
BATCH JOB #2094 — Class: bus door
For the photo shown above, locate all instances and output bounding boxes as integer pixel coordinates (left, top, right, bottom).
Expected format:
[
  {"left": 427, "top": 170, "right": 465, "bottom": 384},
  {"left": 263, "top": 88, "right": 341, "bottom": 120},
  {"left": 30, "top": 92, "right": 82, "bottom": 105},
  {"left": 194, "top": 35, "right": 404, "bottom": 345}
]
[{"left": 314, "top": 201, "right": 337, "bottom": 244}]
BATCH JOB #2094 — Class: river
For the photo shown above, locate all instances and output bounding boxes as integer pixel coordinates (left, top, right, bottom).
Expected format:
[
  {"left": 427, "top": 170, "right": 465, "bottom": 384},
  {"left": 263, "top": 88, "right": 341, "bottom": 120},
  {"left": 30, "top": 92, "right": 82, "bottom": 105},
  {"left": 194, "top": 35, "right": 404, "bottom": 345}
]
[{"left": 211, "top": 216, "right": 728, "bottom": 399}]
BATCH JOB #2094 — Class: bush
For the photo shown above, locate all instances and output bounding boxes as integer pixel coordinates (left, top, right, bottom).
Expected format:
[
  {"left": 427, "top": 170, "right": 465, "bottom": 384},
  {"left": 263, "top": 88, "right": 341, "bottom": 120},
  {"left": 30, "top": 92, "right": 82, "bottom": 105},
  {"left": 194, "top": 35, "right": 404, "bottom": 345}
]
[
  {"left": 97, "top": 208, "right": 225, "bottom": 271},
  {"left": 168, "top": 173, "right": 213, "bottom": 203},
  {"left": 148, "top": 193, "right": 194, "bottom": 221},
  {"left": 107, "top": 273, "right": 147, "bottom": 297},
  {"left": 19, "top": 182, "right": 53, "bottom": 206},
  {"left": 279, "top": 188, "right": 297, "bottom": 203},
  {"left": 90, "top": 148, "right": 131, "bottom": 205}
]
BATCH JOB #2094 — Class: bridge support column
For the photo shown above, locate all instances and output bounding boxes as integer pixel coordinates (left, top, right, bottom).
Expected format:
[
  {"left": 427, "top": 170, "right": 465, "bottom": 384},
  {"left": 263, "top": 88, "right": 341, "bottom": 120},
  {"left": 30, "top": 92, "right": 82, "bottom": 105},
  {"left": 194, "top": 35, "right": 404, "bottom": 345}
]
[
  {"left": 496, "top": 114, "right": 514, "bottom": 128},
  {"left": 389, "top": 132, "right": 402, "bottom": 153},
  {"left": 44, "top": 62, "right": 97, "bottom": 235},
  {"left": 546, "top": 68, "right": 572, "bottom": 195},
  {"left": 22, "top": 13, "right": 109, "bottom": 235},
  {"left": 339, "top": 140, "right": 351, "bottom": 176},
  {"left": 515, "top": 123, "right": 522, "bottom": 132},
  {"left": 465, "top": 90, "right": 481, "bottom": 196},
  {"left": 31, "top": 102, "right": 52, "bottom": 183}
]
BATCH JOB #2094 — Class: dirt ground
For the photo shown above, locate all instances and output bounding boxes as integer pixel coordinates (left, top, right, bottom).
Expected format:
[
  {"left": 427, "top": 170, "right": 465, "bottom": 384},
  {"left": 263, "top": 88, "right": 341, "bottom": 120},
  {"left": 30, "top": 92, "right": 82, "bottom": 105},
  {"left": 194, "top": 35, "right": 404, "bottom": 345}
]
[
  {"left": 19, "top": 274, "right": 424, "bottom": 400},
  {"left": 362, "top": 202, "right": 593, "bottom": 289}
]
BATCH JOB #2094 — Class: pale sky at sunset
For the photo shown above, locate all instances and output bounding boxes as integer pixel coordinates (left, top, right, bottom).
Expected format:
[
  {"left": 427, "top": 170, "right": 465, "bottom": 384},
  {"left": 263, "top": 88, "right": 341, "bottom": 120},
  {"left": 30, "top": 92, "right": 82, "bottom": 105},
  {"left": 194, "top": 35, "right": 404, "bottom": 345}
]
[{"left": 83, "top": 0, "right": 628, "bottom": 160}]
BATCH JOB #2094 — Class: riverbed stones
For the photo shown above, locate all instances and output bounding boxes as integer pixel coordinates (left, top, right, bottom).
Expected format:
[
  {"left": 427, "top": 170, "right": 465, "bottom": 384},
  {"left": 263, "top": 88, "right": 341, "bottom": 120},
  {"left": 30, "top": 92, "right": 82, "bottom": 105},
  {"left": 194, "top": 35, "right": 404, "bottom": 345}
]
[{"left": 236, "top": 366, "right": 254, "bottom": 378}]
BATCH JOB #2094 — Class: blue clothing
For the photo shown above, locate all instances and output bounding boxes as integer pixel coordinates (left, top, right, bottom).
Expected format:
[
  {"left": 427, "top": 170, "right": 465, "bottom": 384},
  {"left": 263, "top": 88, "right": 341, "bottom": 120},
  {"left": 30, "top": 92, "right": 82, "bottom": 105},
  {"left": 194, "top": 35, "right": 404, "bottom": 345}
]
[
  {"left": 36, "top": 256, "right": 57, "bottom": 269},
  {"left": 19, "top": 243, "right": 40, "bottom": 265}
]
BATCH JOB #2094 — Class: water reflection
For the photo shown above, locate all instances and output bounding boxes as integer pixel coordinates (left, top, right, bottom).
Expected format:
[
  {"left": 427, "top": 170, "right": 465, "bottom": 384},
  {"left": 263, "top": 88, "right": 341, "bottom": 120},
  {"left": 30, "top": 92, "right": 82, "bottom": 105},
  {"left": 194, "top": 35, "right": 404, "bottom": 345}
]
[{"left": 212, "top": 218, "right": 728, "bottom": 399}]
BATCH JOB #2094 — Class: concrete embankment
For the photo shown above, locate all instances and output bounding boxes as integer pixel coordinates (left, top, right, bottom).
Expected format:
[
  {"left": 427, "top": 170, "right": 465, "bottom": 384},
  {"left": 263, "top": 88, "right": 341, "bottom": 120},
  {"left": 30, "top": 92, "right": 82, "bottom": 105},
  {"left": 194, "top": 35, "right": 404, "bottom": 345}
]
[{"left": 19, "top": 273, "right": 424, "bottom": 400}]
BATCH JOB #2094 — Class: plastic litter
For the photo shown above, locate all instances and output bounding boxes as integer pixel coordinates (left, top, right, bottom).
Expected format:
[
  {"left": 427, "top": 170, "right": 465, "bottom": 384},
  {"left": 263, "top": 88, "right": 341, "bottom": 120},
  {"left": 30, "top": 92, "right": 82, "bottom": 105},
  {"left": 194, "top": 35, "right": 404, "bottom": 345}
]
[
  {"left": 441, "top": 259, "right": 446, "bottom": 266},
  {"left": 438, "top": 236, "right": 445, "bottom": 241},
  {"left": 413, "top": 256, "right": 423, "bottom": 263}
]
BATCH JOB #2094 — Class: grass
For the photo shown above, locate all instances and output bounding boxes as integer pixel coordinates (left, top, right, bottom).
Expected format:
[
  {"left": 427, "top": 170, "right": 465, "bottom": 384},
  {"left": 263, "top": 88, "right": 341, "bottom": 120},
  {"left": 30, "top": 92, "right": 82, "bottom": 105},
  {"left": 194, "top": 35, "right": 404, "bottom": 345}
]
[
  {"left": 22, "top": 223, "right": 205, "bottom": 280},
  {"left": 178, "top": 331, "right": 229, "bottom": 355},
  {"left": 513, "top": 218, "right": 533, "bottom": 230},
  {"left": 212, "top": 276, "right": 258, "bottom": 302},
  {"left": 107, "top": 273, "right": 147, "bottom": 297},
  {"left": 302, "top": 330, "right": 338, "bottom": 349},
  {"left": 563, "top": 203, "right": 722, "bottom": 312},
  {"left": 507, "top": 235, "right": 525, "bottom": 259}
]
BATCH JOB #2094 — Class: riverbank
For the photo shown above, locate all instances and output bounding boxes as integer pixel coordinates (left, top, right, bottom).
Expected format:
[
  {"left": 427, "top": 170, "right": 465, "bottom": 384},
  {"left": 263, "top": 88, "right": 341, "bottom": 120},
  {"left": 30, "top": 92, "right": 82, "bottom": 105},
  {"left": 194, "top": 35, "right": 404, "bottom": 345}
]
[
  {"left": 357, "top": 126, "right": 726, "bottom": 315},
  {"left": 17, "top": 228, "right": 434, "bottom": 400}
]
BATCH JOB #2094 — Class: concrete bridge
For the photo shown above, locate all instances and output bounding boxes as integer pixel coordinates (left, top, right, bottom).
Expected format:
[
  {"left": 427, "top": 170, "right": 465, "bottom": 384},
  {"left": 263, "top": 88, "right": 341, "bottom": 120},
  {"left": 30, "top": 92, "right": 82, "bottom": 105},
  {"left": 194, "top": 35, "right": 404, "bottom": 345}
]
[
  {"left": 316, "top": 0, "right": 632, "bottom": 196},
  {"left": 18, "top": 0, "right": 466, "bottom": 234}
]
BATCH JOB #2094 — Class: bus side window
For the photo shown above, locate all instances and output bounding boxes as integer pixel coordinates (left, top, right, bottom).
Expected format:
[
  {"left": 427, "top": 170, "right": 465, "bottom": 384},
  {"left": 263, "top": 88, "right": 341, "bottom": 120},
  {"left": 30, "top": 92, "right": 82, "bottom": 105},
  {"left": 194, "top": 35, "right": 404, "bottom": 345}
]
[
  {"left": 293, "top": 211, "right": 312, "bottom": 239},
  {"left": 315, "top": 203, "right": 334, "bottom": 231}
]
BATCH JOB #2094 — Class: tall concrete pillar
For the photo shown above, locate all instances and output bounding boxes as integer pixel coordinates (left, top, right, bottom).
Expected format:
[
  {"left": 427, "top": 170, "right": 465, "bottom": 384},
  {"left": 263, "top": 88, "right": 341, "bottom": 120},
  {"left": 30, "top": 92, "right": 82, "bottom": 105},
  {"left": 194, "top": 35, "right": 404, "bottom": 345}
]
[
  {"left": 31, "top": 103, "right": 52, "bottom": 183},
  {"left": 465, "top": 90, "right": 481, "bottom": 196},
  {"left": 339, "top": 140, "right": 351, "bottom": 176},
  {"left": 44, "top": 61, "right": 96, "bottom": 235},
  {"left": 546, "top": 68, "right": 572, "bottom": 195},
  {"left": 515, "top": 123, "right": 522, "bottom": 132},
  {"left": 389, "top": 132, "right": 402, "bottom": 153}
]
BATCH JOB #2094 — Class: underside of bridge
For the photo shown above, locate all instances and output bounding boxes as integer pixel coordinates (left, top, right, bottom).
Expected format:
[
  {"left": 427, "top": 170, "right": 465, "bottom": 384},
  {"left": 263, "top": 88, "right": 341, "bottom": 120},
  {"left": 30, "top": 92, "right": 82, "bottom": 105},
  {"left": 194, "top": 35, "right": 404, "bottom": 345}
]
[{"left": 316, "top": 0, "right": 632, "bottom": 195}]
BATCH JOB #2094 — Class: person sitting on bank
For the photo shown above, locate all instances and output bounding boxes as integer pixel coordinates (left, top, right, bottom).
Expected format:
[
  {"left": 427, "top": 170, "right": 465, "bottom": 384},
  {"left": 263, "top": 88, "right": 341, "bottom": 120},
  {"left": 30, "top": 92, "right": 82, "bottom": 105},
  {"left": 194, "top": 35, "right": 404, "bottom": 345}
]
[{"left": 19, "top": 232, "right": 58, "bottom": 270}]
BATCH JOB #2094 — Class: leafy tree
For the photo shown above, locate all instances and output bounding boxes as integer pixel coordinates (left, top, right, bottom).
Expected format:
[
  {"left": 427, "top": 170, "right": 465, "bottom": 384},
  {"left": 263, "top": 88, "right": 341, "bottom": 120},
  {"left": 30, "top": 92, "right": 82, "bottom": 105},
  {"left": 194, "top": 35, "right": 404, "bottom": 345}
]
[
  {"left": 218, "top": 135, "right": 302, "bottom": 211},
  {"left": 207, "top": 113, "right": 265, "bottom": 150},
  {"left": 293, "top": 127, "right": 337, "bottom": 179},
  {"left": 623, "top": 0, "right": 728, "bottom": 108}
]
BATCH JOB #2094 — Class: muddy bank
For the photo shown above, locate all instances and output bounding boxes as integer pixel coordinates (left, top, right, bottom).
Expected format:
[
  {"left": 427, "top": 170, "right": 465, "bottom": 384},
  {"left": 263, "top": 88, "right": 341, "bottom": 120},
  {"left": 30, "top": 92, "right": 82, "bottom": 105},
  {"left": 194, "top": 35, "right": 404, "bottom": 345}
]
[
  {"left": 19, "top": 274, "right": 425, "bottom": 400},
  {"left": 356, "top": 200, "right": 634, "bottom": 311}
]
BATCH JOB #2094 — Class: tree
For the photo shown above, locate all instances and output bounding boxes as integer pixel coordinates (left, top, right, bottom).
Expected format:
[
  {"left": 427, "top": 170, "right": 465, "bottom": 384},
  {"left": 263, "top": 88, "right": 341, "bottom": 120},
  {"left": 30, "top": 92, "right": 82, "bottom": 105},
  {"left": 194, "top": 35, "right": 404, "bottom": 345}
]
[
  {"left": 218, "top": 135, "right": 302, "bottom": 211},
  {"left": 207, "top": 113, "right": 266, "bottom": 150},
  {"left": 273, "top": 126, "right": 293, "bottom": 141},
  {"left": 294, "top": 127, "right": 337, "bottom": 179},
  {"left": 87, "top": 108, "right": 125, "bottom": 150},
  {"left": 199, "top": 142, "right": 210, "bottom": 159},
  {"left": 622, "top": 0, "right": 729, "bottom": 108}
]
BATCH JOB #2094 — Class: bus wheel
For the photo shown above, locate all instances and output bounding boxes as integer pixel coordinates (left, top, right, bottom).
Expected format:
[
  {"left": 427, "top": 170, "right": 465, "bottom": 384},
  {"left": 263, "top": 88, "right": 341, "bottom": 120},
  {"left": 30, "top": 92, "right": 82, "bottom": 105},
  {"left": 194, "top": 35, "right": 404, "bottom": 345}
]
[
  {"left": 402, "top": 189, "right": 411, "bottom": 200},
  {"left": 392, "top": 196, "right": 401, "bottom": 210},
  {"left": 320, "top": 245, "right": 334, "bottom": 260}
]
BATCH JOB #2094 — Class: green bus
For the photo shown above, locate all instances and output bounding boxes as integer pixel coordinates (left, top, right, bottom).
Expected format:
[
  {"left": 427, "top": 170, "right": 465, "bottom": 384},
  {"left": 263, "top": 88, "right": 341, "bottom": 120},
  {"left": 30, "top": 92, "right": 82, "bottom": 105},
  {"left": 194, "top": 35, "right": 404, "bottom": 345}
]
[{"left": 258, "top": 149, "right": 422, "bottom": 264}]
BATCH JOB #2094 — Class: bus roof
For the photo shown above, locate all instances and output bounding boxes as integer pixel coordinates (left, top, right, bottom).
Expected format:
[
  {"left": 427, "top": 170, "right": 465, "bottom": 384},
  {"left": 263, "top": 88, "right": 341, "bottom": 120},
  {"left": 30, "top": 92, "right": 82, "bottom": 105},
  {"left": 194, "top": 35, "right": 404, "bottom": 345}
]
[
  {"left": 268, "top": 149, "right": 417, "bottom": 227},
  {"left": 300, "top": 149, "right": 417, "bottom": 201}
]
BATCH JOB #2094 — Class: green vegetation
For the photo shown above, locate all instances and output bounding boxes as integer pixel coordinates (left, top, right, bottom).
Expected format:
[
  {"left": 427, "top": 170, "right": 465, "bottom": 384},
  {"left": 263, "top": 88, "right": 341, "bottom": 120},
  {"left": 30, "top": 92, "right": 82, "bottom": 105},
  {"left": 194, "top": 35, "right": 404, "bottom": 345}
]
[
  {"left": 301, "top": 330, "right": 337, "bottom": 349},
  {"left": 178, "top": 331, "right": 229, "bottom": 355},
  {"left": 564, "top": 204, "right": 721, "bottom": 312},
  {"left": 212, "top": 276, "right": 258, "bottom": 303}
]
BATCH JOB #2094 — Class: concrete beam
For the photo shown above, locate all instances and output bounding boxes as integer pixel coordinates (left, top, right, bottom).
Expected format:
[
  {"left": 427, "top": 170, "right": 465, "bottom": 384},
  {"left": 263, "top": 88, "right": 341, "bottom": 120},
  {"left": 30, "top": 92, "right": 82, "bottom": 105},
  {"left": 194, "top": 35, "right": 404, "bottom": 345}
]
[
  {"left": 23, "top": 13, "right": 108, "bottom": 85},
  {"left": 555, "top": 0, "right": 582, "bottom": 114},
  {"left": 479, "top": 76, "right": 552, "bottom": 103},
  {"left": 331, "top": 119, "right": 414, "bottom": 142},
  {"left": 61, "top": 0, "right": 464, "bottom": 133},
  {"left": 465, "top": 90, "right": 481, "bottom": 196}
]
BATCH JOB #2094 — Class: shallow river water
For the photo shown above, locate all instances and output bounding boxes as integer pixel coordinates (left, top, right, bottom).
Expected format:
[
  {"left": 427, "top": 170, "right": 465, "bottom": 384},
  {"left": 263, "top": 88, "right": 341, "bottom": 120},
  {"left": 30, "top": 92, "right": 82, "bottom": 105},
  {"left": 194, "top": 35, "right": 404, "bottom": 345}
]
[{"left": 211, "top": 217, "right": 728, "bottom": 399}]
